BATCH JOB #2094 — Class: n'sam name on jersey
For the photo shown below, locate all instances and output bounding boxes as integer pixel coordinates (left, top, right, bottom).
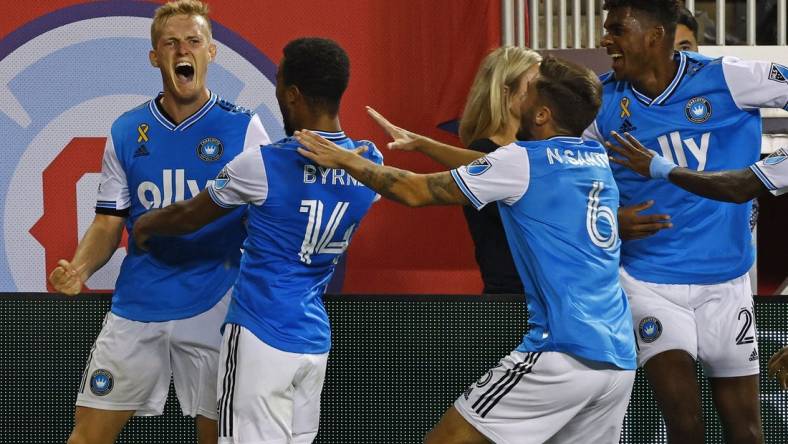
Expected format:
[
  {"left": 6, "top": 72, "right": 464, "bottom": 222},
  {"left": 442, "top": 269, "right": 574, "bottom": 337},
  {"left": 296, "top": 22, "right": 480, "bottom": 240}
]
[
  {"left": 137, "top": 168, "right": 213, "bottom": 209},
  {"left": 546, "top": 148, "right": 610, "bottom": 168},
  {"left": 303, "top": 164, "right": 365, "bottom": 187}
]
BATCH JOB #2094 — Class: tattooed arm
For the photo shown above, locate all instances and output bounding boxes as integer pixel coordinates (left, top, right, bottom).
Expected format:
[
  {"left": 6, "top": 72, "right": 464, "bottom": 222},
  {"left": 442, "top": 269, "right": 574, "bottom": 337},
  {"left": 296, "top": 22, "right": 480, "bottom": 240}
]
[{"left": 295, "top": 130, "right": 470, "bottom": 207}]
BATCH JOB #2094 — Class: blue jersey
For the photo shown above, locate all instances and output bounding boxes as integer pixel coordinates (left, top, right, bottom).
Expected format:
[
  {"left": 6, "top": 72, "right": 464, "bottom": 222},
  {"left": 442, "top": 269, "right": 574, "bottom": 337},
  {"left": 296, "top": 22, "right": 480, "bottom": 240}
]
[
  {"left": 96, "top": 92, "right": 270, "bottom": 321},
  {"left": 586, "top": 52, "right": 788, "bottom": 284},
  {"left": 452, "top": 137, "right": 636, "bottom": 370},
  {"left": 208, "top": 131, "right": 382, "bottom": 354}
]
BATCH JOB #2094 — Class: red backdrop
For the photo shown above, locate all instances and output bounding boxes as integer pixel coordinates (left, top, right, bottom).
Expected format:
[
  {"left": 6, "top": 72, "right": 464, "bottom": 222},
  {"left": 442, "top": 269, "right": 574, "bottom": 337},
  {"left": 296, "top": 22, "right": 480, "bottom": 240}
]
[{"left": 1, "top": 0, "right": 502, "bottom": 293}]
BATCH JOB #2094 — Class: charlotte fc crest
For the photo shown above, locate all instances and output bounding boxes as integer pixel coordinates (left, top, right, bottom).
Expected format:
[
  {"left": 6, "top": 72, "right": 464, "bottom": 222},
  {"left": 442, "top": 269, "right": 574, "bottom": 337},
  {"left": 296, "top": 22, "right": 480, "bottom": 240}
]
[
  {"left": 197, "top": 137, "right": 224, "bottom": 161},
  {"left": 685, "top": 97, "right": 712, "bottom": 124}
]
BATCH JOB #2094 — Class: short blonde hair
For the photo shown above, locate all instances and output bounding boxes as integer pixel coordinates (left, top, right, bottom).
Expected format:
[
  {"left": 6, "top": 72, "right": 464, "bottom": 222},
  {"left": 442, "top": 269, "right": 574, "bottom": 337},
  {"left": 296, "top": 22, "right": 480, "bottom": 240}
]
[
  {"left": 150, "top": 0, "right": 212, "bottom": 47},
  {"left": 459, "top": 46, "right": 542, "bottom": 146}
]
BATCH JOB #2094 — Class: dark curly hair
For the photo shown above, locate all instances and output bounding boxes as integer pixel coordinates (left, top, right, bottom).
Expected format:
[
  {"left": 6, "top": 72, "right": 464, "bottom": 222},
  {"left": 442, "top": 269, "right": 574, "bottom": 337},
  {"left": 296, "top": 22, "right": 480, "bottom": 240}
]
[
  {"left": 603, "top": 0, "right": 681, "bottom": 37},
  {"left": 281, "top": 37, "right": 350, "bottom": 115}
]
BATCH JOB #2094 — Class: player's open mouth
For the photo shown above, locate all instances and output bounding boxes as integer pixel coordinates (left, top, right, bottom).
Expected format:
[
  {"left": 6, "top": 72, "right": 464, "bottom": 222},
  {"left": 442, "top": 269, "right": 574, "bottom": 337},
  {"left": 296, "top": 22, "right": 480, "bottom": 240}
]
[
  {"left": 609, "top": 53, "right": 624, "bottom": 70},
  {"left": 174, "top": 61, "right": 195, "bottom": 84}
]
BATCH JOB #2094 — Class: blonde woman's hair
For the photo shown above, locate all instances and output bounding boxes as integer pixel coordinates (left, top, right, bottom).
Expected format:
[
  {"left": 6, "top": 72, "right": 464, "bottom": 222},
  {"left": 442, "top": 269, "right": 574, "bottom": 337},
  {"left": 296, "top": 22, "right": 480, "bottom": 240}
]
[
  {"left": 151, "top": 0, "right": 212, "bottom": 47},
  {"left": 459, "top": 46, "right": 542, "bottom": 146}
]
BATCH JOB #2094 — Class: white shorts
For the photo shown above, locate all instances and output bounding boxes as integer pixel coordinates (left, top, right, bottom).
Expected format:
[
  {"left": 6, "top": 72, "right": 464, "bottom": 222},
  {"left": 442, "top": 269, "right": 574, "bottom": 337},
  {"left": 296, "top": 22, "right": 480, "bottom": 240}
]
[
  {"left": 454, "top": 350, "right": 635, "bottom": 444},
  {"left": 218, "top": 324, "right": 329, "bottom": 444},
  {"left": 621, "top": 268, "right": 760, "bottom": 378},
  {"left": 75, "top": 291, "right": 230, "bottom": 419}
]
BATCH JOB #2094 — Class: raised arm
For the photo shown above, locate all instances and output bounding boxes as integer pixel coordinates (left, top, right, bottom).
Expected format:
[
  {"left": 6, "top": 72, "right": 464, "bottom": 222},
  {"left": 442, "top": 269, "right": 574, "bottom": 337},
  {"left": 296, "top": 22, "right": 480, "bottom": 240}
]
[
  {"left": 366, "top": 106, "right": 483, "bottom": 169},
  {"left": 295, "top": 129, "right": 470, "bottom": 207},
  {"left": 606, "top": 131, "right": 766, "bottom": 203}
]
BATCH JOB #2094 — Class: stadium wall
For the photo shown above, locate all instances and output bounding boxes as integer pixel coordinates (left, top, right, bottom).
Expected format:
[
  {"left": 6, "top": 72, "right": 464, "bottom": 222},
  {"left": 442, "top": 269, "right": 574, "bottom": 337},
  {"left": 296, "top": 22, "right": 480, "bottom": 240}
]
[{"left": 2, "top": 294, "right": 786, "bottom": 443}]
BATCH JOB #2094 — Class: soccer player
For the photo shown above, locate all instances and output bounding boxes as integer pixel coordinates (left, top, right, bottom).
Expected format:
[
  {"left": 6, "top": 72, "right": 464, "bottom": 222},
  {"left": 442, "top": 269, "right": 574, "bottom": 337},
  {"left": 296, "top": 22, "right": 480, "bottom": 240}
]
[
  {"left": 296, "top": 56, "right": 636, "bottom": 444},
  {"left": 675, "top": 6, "right": 699, "bottom": 52},
  {"left": 606, "top": 131, "right": 788, "bottom": 391},
  {"left": 584, "top": 1, "right": 788, "bottom": 441},
  {"left": 47, "top": 1, "right": 270, "bottom": 443},
  {"left": 133, "top": 37, "right": 380, "bottom": 444}
]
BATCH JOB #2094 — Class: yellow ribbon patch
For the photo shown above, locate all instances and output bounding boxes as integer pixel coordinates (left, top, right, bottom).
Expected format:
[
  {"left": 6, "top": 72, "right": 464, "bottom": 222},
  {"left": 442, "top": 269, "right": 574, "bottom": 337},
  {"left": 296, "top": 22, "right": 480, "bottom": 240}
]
[
  {"left": 137, "top": 123, "right": 149, "bottom": 143},
  {"left": 619, "top": 97, "right": 631, "bottom": 119}
]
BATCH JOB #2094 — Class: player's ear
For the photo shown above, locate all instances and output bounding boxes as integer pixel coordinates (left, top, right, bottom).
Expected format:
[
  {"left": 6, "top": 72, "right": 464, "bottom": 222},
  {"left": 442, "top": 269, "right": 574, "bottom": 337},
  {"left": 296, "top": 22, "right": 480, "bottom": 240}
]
[
  {"left": 649, "top": 25, "right": 665, "bottom": 47},
  {"left": 535, "top": 105, "right": 551, "bottom": 126},
  {"left": 149, "top": 50, "right": 159, "bottom": 68},
  {"left": 286, "top": 85, "right": 301, "bottom": 104},
  {"left": 208, "top": 42, "right": 217, "bottom": 62}
]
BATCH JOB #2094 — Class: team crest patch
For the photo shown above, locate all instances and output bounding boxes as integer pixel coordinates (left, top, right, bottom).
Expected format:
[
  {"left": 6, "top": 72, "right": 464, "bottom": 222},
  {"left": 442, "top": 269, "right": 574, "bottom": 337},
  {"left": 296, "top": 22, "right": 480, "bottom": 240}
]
[
  {"left": 768, "top": 63, "right": 788, "bottom": 84},
  {"left": 638, "top": 317, "right": 662, "bottom": 343},
  {"left": 89, "top": 369, "right": 114, "bottom": 396},
  {"left": 197, "top": 137, "right": 224, "bottom": 162},
  {"left": 475, "top": 369, "right": 494, "bottom": 388},
  {"left": 685, "top": 97, "right": 712, "bottom": 124},
  {"left": 466, "top": 157, "right": 492, "bottom": 176},
  {"left": 214, "top": 167, "right": 230, "bottom": 190},
  {"left": 764, "top": 148, "right": 787, "bottom": 166}
]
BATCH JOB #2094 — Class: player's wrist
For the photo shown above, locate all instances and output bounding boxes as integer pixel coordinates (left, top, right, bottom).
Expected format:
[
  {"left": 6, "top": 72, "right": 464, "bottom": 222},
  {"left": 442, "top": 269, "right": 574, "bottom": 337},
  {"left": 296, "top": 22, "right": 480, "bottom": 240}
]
[{"left": 649, "top": 155, "right": 677, "bottom": 180}]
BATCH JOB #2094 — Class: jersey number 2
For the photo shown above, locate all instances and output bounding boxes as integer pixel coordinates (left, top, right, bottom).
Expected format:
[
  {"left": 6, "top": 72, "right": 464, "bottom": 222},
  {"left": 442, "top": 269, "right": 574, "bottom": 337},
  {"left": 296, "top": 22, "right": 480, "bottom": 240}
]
[
  {"left": 298, "top": 200, "right": 355, "bottom": 264},
  {"left": 586, "top": 181, "right": 618, "bottom": 250}
]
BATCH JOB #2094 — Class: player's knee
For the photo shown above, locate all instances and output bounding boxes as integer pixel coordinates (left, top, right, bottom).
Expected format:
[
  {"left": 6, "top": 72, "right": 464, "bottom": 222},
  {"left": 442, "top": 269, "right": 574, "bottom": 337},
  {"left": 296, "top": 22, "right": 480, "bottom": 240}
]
[
  {"left": 66, "top": 430, "right": 91, "bottom": 444},
  {"left": 664, "top": 413, "right": 704, "bottom": 440},
  {"left": 725, "top": 421, "right": 763, "bottom": 444}
]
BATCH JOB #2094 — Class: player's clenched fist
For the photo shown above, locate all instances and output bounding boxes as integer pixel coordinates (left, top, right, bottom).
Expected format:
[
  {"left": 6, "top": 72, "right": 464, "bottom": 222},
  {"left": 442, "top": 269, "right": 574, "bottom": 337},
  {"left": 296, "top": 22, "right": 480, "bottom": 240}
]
[{"left": 49, "top": 259, "right": 85, "bottom": 296}]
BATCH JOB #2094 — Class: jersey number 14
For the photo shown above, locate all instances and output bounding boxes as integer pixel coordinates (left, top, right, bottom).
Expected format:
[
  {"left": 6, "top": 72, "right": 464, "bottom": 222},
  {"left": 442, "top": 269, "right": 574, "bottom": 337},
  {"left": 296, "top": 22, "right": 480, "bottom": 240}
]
[{"left": 298, "top": 200, "right": 355, "bottom": 264}]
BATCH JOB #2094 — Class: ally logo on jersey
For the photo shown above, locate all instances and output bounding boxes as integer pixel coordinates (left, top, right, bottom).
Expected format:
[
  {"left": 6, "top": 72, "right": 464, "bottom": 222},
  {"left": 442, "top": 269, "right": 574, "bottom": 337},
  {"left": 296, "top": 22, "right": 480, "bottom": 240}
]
[{"left": 0, "top": 1, "right": 283, "bottom": 292}]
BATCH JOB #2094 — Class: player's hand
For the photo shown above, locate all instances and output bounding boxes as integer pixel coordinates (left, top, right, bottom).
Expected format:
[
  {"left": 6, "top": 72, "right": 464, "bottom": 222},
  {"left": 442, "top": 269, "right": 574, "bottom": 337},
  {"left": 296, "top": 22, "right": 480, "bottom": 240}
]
[
  {"left": 768, "top": 346, "right": 788, "bottom": 390},
  {"left": 366, "top": 106, "right": 424, "bottom": 151},
  {"left": 618, "top": 201, "right": 672, "bottom": 240},
  {"left": 48, "top": 259, "right": 87, "bottom": 296},
  {"left": 295, "top": 130, "right": 367, "bottom": 169},
  {"left": 605, "top": 131, "right": 655, "bottom": 177}
]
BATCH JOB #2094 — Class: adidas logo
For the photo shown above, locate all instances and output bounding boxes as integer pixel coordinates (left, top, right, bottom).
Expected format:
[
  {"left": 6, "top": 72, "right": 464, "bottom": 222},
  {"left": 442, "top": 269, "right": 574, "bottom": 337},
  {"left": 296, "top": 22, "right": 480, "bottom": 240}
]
[
  {"left": 618, "top": 118, "right": 637, "bottom": 133},
  {"left": 134, "top": 145, "right": 150, "bottom": 157},
  {"left": 749, "top": 348, "right": 759, "bottom": 362}
]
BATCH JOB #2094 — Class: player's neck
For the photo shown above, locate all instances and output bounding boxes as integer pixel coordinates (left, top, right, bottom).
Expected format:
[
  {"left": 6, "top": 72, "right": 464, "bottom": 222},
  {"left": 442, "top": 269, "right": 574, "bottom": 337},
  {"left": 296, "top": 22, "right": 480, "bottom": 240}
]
[
  {"left": 300, "top": 114, "right": 342, "bottom": 134},
  {"left": 630, "top": 51, "right": 678, "bottom": 99},
  {"left": 159, "top": 88, "right": 211, "bottom": 124},
  {"left": 490, "top": 121, "right": 519, "bottom": 146}
]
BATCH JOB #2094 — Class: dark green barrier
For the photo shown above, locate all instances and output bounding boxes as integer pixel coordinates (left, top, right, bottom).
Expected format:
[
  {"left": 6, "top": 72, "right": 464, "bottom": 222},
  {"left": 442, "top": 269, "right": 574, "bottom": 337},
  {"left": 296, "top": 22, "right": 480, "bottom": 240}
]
[{"left": 1, "top": 294, "right": 786, "bottom": 443}]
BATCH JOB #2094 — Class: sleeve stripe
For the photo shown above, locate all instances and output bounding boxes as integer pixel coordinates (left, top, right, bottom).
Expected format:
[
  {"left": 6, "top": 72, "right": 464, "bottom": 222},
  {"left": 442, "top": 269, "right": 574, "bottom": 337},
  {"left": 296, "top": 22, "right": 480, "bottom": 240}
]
[
  {"left": 750, "top": 164, "right": 778, "bottom": 190},
  {"left": 450, "top": 169, "right": 484, "bottom": 209},
  {"left": 207, "top": 186, "right": 240, "bottom": 209}
]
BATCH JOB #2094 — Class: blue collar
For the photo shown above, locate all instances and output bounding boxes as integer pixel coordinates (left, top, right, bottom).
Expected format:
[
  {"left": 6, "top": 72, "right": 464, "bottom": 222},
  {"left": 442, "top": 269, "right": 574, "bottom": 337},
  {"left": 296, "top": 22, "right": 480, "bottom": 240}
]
[
  {"left": 148, "top": 91, "right": 217, "bottom": 131},
  {"left": 630, "top": 52, "right": 687, "bottom": 107}
]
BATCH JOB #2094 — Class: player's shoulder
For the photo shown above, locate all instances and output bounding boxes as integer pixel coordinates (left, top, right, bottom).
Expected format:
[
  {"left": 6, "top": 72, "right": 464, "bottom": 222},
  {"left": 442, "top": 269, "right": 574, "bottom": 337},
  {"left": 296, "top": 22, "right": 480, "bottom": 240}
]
[
  {"left": 597, "top": 71, "right": 628, "bottom": 98},
  {"left": 112, "top": 99, "right": 151, "bottom": 127},
  {"left": 353, "top": 139, "right": 384, "bottom": 165},
  {"left": 682, "top": 51, "right": 721, "bottom": 74},
  {"left": 213, "top": 96, "right": 256, "bottom": 118}
]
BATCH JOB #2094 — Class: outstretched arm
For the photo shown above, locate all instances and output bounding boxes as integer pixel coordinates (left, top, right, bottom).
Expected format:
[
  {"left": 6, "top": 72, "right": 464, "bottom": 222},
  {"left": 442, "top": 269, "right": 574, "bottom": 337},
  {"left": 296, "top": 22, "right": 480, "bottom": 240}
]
[
  {"left": 606, "top": 131, "right": 765, "bottom": 203},
  {"left": 132, "top": 191, "right": 235, "bottom": 250},
  {"left": 295, "top": 130, "right": 470, "bottom": 207},
  {"left": 366, "top": 106, "right": 483, "bottom": 168}
]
